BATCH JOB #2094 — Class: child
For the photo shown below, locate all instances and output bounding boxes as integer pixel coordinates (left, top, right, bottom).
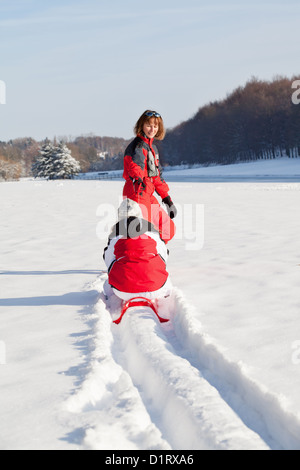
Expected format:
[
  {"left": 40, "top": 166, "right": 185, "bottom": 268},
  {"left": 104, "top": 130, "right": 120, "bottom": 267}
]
[
  {"left": 122, "top": 110, "right": 177, "bottom": 244},
  {"left": 103, "top": 199, "right": 172, "bottom": 301}
]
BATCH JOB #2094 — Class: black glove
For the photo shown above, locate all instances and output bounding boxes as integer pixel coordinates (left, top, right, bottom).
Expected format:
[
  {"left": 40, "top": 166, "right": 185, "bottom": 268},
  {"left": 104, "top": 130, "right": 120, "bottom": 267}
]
[
  {"left": 162, "top": 196, "right": 177, "bottom": 219},
  {"left": 134, "top": 177, "right": 146, "bottom": 195}
]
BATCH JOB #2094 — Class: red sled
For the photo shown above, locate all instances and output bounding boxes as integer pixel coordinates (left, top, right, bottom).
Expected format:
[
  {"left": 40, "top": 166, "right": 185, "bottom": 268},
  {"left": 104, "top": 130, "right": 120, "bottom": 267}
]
[{"left": 113, "top": 297, "right": 169, "bottom": 325}]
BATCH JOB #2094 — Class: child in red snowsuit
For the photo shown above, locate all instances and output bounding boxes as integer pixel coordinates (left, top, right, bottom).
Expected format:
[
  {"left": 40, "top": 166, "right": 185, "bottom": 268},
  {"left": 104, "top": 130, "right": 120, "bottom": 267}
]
[
  {"left": 122, "top": 110, "right": 177, "bottom": 244},
  {"left": 103, "top": 199, "right": 172, "bottom": 301}
]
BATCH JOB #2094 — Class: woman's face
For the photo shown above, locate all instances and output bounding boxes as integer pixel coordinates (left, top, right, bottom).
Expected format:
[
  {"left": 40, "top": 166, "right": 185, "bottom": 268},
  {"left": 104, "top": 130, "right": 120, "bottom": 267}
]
[{"left": 143, "top": 118, "right": 159, "bottom": 139}]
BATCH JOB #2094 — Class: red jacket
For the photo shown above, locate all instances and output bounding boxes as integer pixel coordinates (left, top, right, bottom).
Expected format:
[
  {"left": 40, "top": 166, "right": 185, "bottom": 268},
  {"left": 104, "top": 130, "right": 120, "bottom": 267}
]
[
  {"left": 123, "top": 134, "right": 169, "bottom": 200},
  {"left": 103, "top": 218, "right": 169, "bottom": 294}
]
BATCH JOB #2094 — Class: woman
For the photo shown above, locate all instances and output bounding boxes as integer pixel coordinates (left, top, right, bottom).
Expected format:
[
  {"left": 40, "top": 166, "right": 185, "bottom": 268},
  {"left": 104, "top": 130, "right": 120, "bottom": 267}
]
[{"left": 122, "top": 110, "right": 177, "bottom": 244}]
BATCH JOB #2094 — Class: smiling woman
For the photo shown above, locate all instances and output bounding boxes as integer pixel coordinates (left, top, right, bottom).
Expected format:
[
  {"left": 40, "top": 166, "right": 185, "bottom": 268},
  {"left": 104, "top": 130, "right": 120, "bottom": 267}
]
[
  {"left": 122, "top": 110, "right": 177, "bottom": 243},
  {"left": 134, "top": 110, "right": 165, "bottom": 140}
]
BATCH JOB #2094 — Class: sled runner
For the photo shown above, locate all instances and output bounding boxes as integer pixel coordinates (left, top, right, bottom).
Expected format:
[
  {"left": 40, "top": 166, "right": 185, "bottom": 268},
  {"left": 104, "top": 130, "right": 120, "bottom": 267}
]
[{"left": 113, "top": 297, "right": 169, "bottom": 325}]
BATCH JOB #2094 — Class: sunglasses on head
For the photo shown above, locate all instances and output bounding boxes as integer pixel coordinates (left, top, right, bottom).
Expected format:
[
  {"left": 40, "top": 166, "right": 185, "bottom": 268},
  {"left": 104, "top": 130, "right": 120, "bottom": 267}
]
[{"left": 144, "top": 111, "right": 161, "bottom": 118}]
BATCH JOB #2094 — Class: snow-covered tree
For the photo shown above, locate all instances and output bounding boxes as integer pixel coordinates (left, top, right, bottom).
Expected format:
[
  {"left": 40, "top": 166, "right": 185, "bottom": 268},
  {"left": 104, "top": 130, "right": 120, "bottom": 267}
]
[
  {"left": 31, "top": 140, "right": 55, "bottom": 179},
  {"left": 32, "top": 141, "right": 81, "bottom": 180},
  {"left": 50, "top": 142, "right": 81, "bottom": 179}
]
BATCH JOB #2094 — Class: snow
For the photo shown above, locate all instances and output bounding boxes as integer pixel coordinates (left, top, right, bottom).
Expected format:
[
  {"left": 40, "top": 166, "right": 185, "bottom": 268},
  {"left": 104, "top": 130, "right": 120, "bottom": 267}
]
[
  {"left": 1, "top": 158, "right": 300, "bottom": 450},
  {"left": 165, "top": 157, "right": 300, "bottom": 179}
]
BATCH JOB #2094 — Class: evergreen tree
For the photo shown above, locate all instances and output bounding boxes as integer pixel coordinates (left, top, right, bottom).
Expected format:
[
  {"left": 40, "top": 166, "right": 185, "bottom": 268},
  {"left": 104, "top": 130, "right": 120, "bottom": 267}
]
[
  {"left": 31, "top": 140, "right": 55, "bottom": 179},
  {"left": 32, "top": 141, "right": 81, "bottom": 179},
  {"left": 51, "top": 142, "right": 81, "bottom": 179}
]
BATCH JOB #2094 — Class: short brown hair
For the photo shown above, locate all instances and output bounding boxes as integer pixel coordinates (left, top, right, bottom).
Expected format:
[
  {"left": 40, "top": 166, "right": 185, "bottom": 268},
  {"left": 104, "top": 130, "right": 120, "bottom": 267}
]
[{"left": 134, "top": 110, "right": 166, "bottom": 140}]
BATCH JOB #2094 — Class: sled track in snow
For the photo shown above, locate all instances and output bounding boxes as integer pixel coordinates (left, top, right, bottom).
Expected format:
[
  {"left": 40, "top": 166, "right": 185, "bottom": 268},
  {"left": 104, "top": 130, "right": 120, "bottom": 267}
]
[
  {"left": 67, "top": 274, "right": 300, "bottom": 450},
  {"left": 111, "top": 301, "right": 267, "bottom": 450}
]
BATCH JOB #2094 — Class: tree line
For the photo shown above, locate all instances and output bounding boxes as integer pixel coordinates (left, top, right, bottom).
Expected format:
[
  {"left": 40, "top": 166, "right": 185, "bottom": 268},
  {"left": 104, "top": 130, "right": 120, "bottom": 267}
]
[
  {"left": 0, "top": 135, "right": 130, "bottom": 181},
  {"left": 160, "top": 75, "right": 300, "bottom": 166},
  {"left": 1, "top": 75, "right": 299, "bottom": 181}
]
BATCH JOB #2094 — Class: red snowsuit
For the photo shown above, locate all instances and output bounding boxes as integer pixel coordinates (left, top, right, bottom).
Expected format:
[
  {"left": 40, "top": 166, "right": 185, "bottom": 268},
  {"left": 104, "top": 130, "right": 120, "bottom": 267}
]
[
  {"left": 103, "top": 217, "right": 170, "bottom": 299},
  {"left": 123, "top": 134, "right": 175, "bottom": 243}
]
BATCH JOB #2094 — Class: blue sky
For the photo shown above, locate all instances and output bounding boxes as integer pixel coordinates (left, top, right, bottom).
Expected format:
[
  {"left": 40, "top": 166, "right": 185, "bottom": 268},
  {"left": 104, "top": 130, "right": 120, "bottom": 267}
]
[{"left": 0, "top": 0, "right": 299, "bottom": 141}]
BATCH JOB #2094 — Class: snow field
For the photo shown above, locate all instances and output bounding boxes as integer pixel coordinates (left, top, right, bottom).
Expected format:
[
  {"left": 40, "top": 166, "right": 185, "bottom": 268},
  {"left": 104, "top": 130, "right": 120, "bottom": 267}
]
[
  {"left": 171, "top": 290, "right": 300, "bottom": 450},
  {"left": 65, "top": 280, "right": 171, "bottom": 450},
  {"left": 67, "top": 252, "right": 300, "bottom": 449},
  {"left": 1, "top": 165, "right": 300, "bottom": 449},
  {"left": 165, "top": 157, "right": 300, "bottom": 180},
  {"left": 110, "top": 293, "right": 269, "bottom": 450},
  {"left": 65, "top": 274, "right": 269, "bottom": 449}
]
